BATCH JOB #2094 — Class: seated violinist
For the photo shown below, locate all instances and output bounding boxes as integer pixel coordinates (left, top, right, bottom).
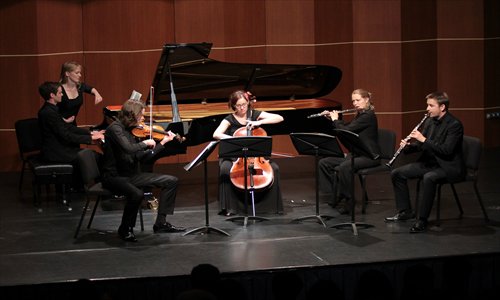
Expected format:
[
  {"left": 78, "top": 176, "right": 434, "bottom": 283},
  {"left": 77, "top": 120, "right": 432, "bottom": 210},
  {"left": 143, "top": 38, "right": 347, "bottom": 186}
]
[
  {"left": 212, "top": 90, "right": 284, "bottom": 216},
  {"left": 100, "top": 99, "right": 185, "bottom": 242}
]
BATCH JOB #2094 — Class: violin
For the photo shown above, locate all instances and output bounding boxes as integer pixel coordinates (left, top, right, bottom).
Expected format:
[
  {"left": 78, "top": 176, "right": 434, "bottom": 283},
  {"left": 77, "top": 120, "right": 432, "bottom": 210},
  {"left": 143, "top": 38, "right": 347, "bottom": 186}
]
[
  {"left": 229, "top": 126, "right": 274, "bottom": 190},
  {"left": 132, "top": 122, "right": 185, "bottom": 143}
]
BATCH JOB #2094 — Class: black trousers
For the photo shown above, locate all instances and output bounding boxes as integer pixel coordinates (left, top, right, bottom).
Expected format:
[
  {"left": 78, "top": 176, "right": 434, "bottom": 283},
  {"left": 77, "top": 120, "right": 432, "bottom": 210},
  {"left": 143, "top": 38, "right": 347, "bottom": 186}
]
[
  {"left": 319, "top": 154, "right": 380, "bottom": 200},
  {"left": 218, "top": 158, "right": 283, "bottom": 215},
  {"left": 391, "top": 162, "right": 447, "bottom": 220},
  {"left": 103, "top": 172, "right": 178, "bottom": 229}
]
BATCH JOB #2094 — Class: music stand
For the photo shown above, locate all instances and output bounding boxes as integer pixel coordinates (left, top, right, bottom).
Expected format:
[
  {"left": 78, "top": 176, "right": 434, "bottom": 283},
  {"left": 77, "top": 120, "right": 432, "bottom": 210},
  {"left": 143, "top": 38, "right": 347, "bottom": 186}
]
[
  {"left": 219, "top": 136, "right": 272, "bottom": 227},
  {"left": 330, "top": 129, "right": 379, "bottom": 235},
  {"left": 290, "top": 133, "right": 344, "bottom": 227},
  {"left": 183, "top": 141, "right": 230, "bottom": 236}
]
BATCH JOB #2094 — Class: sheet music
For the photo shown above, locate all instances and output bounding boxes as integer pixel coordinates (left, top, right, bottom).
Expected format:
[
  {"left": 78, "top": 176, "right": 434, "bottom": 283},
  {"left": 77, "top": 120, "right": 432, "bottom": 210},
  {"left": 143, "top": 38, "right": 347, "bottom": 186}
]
[
  {"left": 184, "top": 141, "right": 219, "bottom": 171},
  {"left": 130, "top": 90, "right": 142, "bottom": 101}
]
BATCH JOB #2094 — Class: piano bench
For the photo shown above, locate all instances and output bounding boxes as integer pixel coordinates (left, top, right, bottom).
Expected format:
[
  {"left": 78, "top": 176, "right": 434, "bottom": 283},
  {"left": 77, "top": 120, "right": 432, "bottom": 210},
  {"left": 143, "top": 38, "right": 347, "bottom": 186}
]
[{"left": 30, "top": 160, "right": 74, "bottom": 212}]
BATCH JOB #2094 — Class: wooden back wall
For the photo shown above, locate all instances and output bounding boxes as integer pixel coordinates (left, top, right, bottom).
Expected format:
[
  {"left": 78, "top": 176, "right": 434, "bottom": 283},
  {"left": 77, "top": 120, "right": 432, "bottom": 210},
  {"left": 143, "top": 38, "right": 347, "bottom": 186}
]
[{"left": 1, "top": 0, "right": 498, "bottom": 172}]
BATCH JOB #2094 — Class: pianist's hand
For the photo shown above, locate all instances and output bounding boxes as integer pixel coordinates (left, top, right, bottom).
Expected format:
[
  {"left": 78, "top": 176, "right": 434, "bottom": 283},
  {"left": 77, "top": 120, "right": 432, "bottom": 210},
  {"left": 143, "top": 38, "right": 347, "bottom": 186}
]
[
  {"left": 91, "top": 131, "right": 105, "bottom": 142},
  {"left": 63, "top": 116, "right": 76, "bottom": 123}
]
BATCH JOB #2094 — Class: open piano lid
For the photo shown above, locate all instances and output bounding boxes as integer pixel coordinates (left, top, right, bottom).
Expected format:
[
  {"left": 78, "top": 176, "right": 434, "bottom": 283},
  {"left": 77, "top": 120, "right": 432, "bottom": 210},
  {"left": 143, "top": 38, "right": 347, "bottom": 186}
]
[{"left": 149, "top": 42, "right": 342, "bottom": 104}]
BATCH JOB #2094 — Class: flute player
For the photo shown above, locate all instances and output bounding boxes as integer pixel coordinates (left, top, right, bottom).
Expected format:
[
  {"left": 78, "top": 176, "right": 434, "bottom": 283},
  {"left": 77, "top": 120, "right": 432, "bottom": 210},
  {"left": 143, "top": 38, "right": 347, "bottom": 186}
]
[{"left": 318, "top": 89, "right": 381, "bottom": 215}]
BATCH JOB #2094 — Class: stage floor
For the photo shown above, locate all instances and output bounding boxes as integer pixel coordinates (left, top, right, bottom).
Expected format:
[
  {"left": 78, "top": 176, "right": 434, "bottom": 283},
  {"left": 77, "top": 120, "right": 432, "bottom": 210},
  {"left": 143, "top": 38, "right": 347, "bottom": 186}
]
[{"left": 1, "top": 149, "right": 499, "bottom": 293}]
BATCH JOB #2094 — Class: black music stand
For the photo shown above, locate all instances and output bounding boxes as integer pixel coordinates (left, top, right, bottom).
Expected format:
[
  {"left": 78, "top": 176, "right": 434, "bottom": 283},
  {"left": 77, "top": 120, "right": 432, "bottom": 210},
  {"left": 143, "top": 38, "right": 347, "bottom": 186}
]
[
  {"left": 290, "top": 133, "right": 344, "bottom": 227},
  {"left": 330, "top": 129, "right": 379, "bottom": 235},
  {"left": 219, "top": 136, "right": 272, "bottom": 227},
  {"left": 183, "top": 141, "right": 230, "bottom": 236}
]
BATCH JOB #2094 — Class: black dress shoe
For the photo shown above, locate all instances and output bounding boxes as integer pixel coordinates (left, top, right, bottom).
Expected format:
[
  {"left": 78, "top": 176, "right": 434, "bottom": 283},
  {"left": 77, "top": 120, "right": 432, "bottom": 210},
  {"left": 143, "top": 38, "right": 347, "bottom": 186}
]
[
  {"left": 384, "top": 210, "right": 415, "bottom": 222},
  {"left": 336, "top": 198, "right": 352, "bottom": 215},
  {"left": 410, "top": 219, "right": 427, "bottom": 233},
  {"left": 118, "top": 227, "right": 138, "bottom": 242},
  {"left": 336, "top": 205, "right": 350, "bottom": 215},
  {"left": 153, "top": 222, "right": 186, "bottom": 233}
]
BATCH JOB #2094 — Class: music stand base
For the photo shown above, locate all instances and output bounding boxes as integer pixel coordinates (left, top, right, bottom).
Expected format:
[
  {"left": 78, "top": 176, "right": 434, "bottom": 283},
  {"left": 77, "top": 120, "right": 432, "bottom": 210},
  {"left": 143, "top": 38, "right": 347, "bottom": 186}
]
[
  {"left": 330, "top": 222, "right": 374, "bottom": 236},
  {"left": 183, "top": 225, "right": 230, "bottom": 236},
  {"left": 293, "top": 215, "right": 334, "bottom": 227},
  {"left": 227, "top": 215, "right": 269, "bottom": 227}
]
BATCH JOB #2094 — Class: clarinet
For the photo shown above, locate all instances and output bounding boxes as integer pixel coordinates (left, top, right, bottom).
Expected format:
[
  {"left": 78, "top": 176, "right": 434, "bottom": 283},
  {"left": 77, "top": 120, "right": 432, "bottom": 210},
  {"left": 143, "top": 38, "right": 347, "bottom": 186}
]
[{"left": 386, "top": 113, "right": 429, "bottom": 168}]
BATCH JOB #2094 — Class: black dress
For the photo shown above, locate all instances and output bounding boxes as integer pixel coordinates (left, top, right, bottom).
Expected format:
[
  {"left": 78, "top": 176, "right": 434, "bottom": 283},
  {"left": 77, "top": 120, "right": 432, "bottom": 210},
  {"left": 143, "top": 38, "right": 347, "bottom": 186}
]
[
  {"left": 57, "top": 83, "right": 94, "bottom": 124},
  {"left": 218, "top": 110, "right": 284, "bottom": 215}
]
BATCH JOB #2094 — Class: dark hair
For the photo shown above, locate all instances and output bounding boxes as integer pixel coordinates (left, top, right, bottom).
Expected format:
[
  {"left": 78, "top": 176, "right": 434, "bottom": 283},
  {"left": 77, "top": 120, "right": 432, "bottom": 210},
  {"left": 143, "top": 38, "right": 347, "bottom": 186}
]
[
  {"left": 118, "top": 99, "right": 145, "bottom": 128},
  {"left": 426, "top": 91, "right": 449, "bottom": 110},
  {"left": 38, "top": 81, "right": 61, "bottom": 101},
  {"left": 228, "top": 90, "right": 252, "bottom": 110}
]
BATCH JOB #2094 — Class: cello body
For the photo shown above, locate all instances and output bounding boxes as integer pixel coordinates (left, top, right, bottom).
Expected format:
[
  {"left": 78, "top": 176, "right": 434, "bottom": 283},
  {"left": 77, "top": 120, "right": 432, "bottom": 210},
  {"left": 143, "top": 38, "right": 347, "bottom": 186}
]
[{"left": 229, "top": 127, "right": 274, "bottom": 190}]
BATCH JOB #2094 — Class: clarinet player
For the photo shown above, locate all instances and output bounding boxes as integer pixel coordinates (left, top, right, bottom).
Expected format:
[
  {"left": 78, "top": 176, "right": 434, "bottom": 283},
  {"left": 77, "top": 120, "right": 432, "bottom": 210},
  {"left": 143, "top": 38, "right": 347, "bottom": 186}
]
[{"left": 385, "top": 92, "right": 465, "bottom": 233}]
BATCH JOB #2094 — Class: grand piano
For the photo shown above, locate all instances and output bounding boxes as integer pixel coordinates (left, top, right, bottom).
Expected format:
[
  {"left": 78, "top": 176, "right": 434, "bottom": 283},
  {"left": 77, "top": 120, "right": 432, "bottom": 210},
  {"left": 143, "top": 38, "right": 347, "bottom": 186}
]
[{"left": 101, "top": 42, "right": 343, "bottom": 157}]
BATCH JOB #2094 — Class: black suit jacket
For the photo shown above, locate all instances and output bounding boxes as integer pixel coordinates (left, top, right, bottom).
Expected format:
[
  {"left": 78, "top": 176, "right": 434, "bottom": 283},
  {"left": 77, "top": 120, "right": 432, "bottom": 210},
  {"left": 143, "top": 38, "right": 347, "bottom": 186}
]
[
  {"left": 38, "top": 103, "right": 91, "bottom": 163},
  {"left": 408, "top": 112, "right": 465, "bottom": 181}
]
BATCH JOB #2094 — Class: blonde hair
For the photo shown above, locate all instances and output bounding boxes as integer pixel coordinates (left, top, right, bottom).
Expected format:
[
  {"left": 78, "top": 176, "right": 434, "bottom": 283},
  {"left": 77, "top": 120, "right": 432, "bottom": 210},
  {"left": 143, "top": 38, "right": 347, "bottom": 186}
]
[
  {"left": 59, "top": 61, "right": 82, "bottom": 84},
  {"left": 352, "top": 88, "right": 375, "bottom": 111}
]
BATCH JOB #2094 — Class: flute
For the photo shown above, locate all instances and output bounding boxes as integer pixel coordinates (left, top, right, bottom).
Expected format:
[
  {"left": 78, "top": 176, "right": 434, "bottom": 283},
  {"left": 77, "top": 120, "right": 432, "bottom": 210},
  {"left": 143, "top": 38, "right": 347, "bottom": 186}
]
[
  {"left": 307, "top": 108, "right": 358, "bottom": 119},
  {"left": 386, "top": 113, "right": 429, "bottom": 168}
]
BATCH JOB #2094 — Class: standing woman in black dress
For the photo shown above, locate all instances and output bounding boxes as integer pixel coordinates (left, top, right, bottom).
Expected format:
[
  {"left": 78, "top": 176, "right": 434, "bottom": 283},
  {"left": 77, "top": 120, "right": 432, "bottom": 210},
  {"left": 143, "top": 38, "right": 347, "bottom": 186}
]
[
  {"left": 213, "top": 90, "right": 284, "bottom": 216},
  {"left": 58, "top": 61, "right": 103, "bottom": 124}
]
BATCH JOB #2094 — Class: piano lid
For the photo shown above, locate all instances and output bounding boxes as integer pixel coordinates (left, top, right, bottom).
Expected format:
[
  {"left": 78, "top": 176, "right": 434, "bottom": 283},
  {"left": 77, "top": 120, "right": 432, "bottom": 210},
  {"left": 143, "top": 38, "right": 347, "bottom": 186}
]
[{"left": 149, "top": 42, "right": 342, "bottom": 105}]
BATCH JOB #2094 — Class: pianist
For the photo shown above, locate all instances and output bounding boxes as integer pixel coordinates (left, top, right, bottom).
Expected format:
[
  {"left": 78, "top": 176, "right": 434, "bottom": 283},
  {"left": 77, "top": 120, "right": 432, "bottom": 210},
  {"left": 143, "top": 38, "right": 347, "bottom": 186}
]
[{"left": 213, "top": 90, "right": 284, "bottom": 216}]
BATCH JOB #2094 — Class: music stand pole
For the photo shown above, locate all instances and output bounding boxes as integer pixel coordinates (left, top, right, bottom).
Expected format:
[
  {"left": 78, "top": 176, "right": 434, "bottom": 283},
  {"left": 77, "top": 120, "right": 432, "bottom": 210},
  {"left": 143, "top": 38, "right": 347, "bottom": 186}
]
[
  {"left": 183, "top": 141, "right": 230, "bottom": 236},
  {"left": 219, "top": 136, "right": 272, "bottom": 227},
  {"left": 330, "top": 129, "right": 377, "bottom": 235},
  {"left": 226, "top": 148, "right": 270, "bottom": 227},
  {"left": 290, "top": 133, "right": 342, "bottom": 227}
]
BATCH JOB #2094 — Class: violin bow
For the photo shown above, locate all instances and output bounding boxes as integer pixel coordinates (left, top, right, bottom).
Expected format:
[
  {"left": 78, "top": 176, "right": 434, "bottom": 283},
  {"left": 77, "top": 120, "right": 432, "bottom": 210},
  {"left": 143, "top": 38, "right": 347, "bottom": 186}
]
[{"left": 149, "top": 86, "right": 154, "bottom": 140}]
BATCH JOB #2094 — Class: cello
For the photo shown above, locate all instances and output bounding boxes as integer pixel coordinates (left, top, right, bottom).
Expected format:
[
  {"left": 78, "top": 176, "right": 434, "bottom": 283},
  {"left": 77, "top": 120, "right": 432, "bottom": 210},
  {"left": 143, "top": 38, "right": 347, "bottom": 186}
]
[{"left": 229, "top": 96, "right": 274, "bottom": 191}]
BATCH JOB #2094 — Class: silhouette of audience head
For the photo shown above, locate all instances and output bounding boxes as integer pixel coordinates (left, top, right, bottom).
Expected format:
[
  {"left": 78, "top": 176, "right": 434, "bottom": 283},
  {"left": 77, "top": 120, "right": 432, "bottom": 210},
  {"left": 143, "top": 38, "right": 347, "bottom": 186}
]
[{"left": 190, "top": 263, "right": 221, "bottom": 294}]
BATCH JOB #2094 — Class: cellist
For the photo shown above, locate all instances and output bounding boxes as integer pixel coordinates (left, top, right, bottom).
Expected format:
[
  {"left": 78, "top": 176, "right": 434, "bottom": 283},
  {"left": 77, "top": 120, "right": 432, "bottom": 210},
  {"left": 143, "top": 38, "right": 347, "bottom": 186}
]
[{"left": 213, "top": 90, "right": 284, "bottom": 216}]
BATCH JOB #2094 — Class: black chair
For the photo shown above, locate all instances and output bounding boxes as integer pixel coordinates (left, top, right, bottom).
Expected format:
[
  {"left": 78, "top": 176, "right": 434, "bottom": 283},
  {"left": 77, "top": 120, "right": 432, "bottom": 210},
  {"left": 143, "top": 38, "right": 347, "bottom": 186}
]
[
  {"left": 356, "top": 128, "right": 396, "bottom": 213},
  {"left": 14, "top": 118, "right": 42, "bottom": 190},
  {"left": 332, "top": 128, "right": 396, "bottom": 213},
  {"left": 416, "top": 135, "right": 489, "bottom": 226},
  {"left": 74, "top": 149, "right": 144, "bottom": 239},
  {"left": 15, "top": 118, "right": 74, "bottom": 211}
]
